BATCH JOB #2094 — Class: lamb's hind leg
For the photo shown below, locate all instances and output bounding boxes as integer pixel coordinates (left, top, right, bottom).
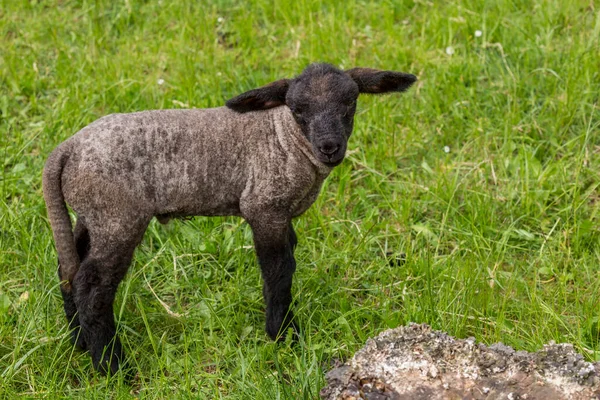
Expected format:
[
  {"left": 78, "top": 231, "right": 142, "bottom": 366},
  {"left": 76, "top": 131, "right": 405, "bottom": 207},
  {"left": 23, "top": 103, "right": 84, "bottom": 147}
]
[
  {"left": 58, "top": 217, "right": 90, "bottom": 350},
  {"left": 72, "top": 216, "right": 149, "bottom": 375}
]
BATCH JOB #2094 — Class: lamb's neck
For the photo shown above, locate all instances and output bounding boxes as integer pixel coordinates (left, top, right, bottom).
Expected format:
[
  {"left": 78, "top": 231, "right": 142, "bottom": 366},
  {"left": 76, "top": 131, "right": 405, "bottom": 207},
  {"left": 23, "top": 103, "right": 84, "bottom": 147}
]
[{"left": 270, "top": 107, "right": 333, "bottom": 177}]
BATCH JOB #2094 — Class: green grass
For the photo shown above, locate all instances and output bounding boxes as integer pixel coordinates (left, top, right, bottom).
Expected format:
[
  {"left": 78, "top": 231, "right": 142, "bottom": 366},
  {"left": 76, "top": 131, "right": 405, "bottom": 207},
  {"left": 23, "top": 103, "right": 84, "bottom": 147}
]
[{"left": 1, "top": 0, "right": 599, "bottom": 397}]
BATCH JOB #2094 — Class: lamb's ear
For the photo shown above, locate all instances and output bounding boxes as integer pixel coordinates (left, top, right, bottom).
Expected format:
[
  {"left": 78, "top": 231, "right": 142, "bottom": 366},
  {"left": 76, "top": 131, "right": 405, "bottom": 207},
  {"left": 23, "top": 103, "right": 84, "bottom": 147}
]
[
  {"left": 345, "top": 68, "right": 417, "bottom": 94},
  {"left": 226, "top": 79, "right": 290, "bottom": 113}
]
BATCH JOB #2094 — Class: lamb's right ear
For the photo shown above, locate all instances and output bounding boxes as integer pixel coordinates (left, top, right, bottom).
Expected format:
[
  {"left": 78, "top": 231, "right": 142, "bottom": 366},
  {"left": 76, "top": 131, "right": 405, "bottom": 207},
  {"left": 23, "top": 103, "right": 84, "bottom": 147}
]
[
  {"left": 226, "top": 79, "right": 289, "bottom": 113},
  {"left": 345, "top": 68, "right": 417, "bottom": 94}
]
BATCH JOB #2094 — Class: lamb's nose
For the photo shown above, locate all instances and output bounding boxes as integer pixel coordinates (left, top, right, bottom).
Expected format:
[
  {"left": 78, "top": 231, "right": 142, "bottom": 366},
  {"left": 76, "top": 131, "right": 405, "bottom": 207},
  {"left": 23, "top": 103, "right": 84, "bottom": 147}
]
[{"left": 319, "top": 141, "right": 340, "bottom": 156}]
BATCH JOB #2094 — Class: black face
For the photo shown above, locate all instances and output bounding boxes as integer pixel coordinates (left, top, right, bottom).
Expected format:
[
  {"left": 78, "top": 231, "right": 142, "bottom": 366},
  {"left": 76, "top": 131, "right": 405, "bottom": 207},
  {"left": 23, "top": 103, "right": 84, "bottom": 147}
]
[
  {"left": 226, "top": 63, "right": 417, "bottom": 168},
  {"left": 285, "top": 64, "right": 359, "bottom": 166}
]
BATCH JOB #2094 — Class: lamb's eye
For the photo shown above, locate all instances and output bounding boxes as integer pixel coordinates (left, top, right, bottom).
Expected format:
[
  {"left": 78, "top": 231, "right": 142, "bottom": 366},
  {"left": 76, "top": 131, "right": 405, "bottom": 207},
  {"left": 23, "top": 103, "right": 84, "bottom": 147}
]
[{"left": 291, "top": 107, "right": 305, "bottom": 124}]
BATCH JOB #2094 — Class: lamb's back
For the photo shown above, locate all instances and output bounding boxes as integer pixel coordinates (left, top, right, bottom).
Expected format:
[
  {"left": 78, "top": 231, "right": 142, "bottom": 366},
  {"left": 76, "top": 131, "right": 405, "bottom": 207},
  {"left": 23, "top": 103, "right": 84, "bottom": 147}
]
[{"left": 61, "top": 107, "right": 259, "bottom": 218}]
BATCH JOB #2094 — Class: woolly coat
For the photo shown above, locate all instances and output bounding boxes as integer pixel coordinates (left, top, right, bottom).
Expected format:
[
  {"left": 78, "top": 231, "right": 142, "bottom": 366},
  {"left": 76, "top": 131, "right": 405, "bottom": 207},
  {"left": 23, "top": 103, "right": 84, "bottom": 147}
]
[{"left": 42, "top": 106, "right": 332, "bottom": 284}]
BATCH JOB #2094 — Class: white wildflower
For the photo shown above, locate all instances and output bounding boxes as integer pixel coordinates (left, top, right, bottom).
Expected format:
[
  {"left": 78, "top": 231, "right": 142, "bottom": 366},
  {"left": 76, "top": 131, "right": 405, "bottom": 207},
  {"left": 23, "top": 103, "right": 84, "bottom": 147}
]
[
  {"left": 157, "top": 78, "right": 165, "bottom": 85},
  {"left": 475, "top": 30, "right": 483, "bottom": 37},
  {"left": 217, "top": 17, "right": 224, "bottom": 23},
  {"left": 443, "top": 146, "right": 450, "bottom": 153},
  {"left": 445, "top": 46, "right": 454, "bottom": 55}
]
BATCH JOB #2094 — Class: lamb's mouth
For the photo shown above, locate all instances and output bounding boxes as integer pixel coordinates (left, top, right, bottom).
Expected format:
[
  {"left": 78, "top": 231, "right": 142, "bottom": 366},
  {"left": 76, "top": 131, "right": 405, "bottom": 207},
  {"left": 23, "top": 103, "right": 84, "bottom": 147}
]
[
  {"left": 322, "top": 158, "right": 344, "bottom": 167},
  {"left": 310, "top": 143, "right": 346, "bottom": 167}
]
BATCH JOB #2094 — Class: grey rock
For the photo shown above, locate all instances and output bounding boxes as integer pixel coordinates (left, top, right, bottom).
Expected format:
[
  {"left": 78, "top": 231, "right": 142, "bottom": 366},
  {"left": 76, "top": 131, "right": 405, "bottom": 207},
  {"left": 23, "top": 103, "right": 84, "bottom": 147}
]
[{"left": 321, "top": 323, "right": 600, "bottom": 400}]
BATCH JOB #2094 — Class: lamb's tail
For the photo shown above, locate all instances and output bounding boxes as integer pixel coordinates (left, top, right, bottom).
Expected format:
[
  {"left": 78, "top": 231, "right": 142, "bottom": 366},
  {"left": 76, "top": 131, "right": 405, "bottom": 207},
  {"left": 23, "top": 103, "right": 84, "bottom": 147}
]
[{"left": 42, "top": 146, "right": 79, "bottom": 291}]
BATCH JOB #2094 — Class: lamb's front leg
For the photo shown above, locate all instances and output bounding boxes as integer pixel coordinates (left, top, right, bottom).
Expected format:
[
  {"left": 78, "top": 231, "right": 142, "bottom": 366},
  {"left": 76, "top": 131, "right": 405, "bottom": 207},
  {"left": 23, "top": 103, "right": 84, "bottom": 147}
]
[{"left": 248, "top": 217, "right": 297, "bottom": 340}]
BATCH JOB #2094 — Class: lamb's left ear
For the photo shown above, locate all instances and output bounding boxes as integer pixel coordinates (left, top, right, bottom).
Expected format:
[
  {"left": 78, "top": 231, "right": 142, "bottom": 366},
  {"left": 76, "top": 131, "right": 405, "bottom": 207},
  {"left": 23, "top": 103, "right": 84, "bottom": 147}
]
[
  {"left": 226, "top": 79, "right": 289, "bottom": 113},
  {"left": 345, "top": 68, "right": 417, "bottom": 94}
]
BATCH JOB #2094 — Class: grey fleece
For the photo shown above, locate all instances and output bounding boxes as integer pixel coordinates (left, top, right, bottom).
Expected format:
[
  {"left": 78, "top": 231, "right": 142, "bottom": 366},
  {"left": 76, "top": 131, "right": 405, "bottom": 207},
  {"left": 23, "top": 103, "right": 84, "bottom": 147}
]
[{"left": 43, "top": 106, "right": 331, "bottom": 283}]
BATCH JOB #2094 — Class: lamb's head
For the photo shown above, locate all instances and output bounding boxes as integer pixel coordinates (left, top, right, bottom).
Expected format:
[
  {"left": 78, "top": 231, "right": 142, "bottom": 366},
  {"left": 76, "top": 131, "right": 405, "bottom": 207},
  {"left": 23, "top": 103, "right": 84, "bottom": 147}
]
[{"left": 226, "top": 63, "right": 417, "bottom": 167}]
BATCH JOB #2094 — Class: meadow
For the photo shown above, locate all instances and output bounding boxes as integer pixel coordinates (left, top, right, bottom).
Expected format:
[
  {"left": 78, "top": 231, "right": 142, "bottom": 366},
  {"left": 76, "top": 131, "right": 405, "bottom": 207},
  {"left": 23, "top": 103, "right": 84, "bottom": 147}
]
[{"left": 1, "top": 0, "right": 599, "bottom": 397}]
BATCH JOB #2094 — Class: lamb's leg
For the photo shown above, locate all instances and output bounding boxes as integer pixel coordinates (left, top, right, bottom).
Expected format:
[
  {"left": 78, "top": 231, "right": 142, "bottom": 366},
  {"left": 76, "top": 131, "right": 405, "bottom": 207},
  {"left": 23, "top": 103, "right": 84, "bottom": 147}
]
[
  {"left": 72, "top": 218, "right": 147, "bottom": 375},
  {"left": 58, "top": 217, "right": 90, "bottom": 350},
  {"left": 248, "top": 217, "right": 297, "bottom": 340},
  {"left": 288, "top": 222, "right": 298, "bottom": 250}
]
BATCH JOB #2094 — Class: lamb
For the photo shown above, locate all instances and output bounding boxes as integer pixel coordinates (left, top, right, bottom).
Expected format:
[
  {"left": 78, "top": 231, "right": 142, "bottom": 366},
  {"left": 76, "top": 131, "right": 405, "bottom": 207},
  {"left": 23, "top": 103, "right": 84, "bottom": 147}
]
[{"left": 42, "top": 63, "right": 416, "bottom": 374}]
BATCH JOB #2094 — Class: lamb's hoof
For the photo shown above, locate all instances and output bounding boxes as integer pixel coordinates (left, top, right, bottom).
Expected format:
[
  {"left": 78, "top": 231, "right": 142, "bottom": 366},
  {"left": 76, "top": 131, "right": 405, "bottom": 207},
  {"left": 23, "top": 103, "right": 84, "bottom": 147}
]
[
  {"left": 267, "top": 318, "right": 300, "bottom": 343},
  {"left": 91, "top": 341, "right": 125, "bottom": 376}
]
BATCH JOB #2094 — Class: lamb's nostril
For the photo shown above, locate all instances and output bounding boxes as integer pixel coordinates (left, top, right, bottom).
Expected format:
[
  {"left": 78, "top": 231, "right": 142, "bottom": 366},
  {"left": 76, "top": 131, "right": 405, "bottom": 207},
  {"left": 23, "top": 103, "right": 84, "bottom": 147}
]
[{"left": 319, "top": 142, "right": 340, "bottom": 156}]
